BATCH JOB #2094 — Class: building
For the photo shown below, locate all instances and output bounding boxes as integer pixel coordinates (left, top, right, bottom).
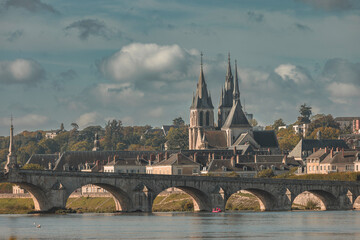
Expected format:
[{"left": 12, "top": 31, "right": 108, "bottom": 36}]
[
  {"left": 189, "top": 53, "right": 279, "bottom": 153},
  {"left": 146, "top": 153, "right": 200, "bottom": 175},
  {"left": 103, "top": 156, "right": 148, "bottom": 173},
  {"left": 292, "top": 124, "right": 308, "bottom": 138},
  {"left": 202, "top": 154, "right": 300, "bottom": 177},
  {"left": 334, "top": 117, "right": 360, "bottom": 133}
]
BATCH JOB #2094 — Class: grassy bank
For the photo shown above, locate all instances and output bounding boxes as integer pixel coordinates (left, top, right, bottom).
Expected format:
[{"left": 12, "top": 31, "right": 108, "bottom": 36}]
[
  {"left": 66, "top": 197, "right": 116, "bottom": 213},
  {"left": 0, "top": 198, "right": 34, "bottom": 214}
]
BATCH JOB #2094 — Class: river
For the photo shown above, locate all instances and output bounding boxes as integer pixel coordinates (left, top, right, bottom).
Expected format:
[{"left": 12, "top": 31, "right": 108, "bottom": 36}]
[{"left": 1, "top": 211, "right": 360, "bottom": 239}]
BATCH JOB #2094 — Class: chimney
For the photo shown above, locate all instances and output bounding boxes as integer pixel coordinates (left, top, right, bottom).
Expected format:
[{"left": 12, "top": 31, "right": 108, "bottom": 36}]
[
  {"left": 212, "top": 153, "right": 215, "bottom": 160},
  {"left": 164, "top": 152, "right": 168, "bottom": 160},
  {"left": 221, "top": 155, "right": 223, "bottom": 160},
  {"left": 148, "top": 159, "right": 152, "bottom": 166},
  {"left": 230, "top": 156, "right": 235, "bottom": 167},
  {"left": 330, "top": 148, "right": 333, "bottom": 158},
  {"left": 336, "top": 147, "right": 339, "bottom": 152},
  {"left": 313, "top": 148, "right": 316, "bottom": 153},
  {"left": 325, "top": 147, "right": 328, "bottom": 154},
  {"left": 194, "top": 153, "right": 197, "bottom": 163},
  {"left": 254, "top": 155, "right": 257, "bottom": 163},
  {"left": 233, "top": 146, "right": 237, "bottom": 155},
  {"left": 282, "top": 155, "right": 287, "bottom": 165},
  {"left": 208, "top": 153, "right": 211, "bottom": 161},
  {"left": 236, "top": 154, "right": 240, "bottom": 164}
]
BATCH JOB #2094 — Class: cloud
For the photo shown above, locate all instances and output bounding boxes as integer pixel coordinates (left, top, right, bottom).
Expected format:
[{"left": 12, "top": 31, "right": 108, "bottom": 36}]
[
  {"left": 64, "top": 19, "right": 120, "bottom": 41},
  {"left": 327, "top": 82, "right": 359, "bottom": 98},
  {"left": 298, "top": 0, "right": 359, "bottom": 11},
  {"left": 6, "top": 30, "right": 23, "bottom": 42},
  {"left": 247, "top": 11, "right": 264, "bottom": 23},
  {"left": 0, "top": 114, "right": 48, "bottom": 128},
  {"left": 98, "top": 43, "right": 198, "bottom": 83},
  {"left": 76, "top": 112, "right": 102, "bottom": 128},
  {"left": 0, "top": 59, "right": 45, "bottom": 85},
  {"left": 321, "top": 58, "right": 360, "bottom": 84},
  {"left": 148, "top": 107, "right": 164, "bottom": 118},
  {"left": 294, "top": 23, "right": 312, "bottom": 32},
  {"left": 274, "top": 64, "right": 313, "bottom": 84},
  {"left": 59, "top": 69, "right": 77, "bottom": 81},
  {"left": 3, "top": 0, "right": 59, "bottom": 14},
  {"left": 89, "top": 83, "right": 144, "bottom": 105}
]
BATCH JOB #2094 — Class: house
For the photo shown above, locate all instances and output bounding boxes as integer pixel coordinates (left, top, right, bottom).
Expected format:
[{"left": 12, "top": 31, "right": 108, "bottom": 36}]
[
  {"left": 203, "top": 154, "right": 300, "bottom": 177},
  {"left": 146, "top": 153, "right": 200, "bottom": 175},
  {"left": 334, "top": 117, "right": 360, "bottom": 132},
  {"left": 103, "top": 156, "right": 148, "bottom": 174}
]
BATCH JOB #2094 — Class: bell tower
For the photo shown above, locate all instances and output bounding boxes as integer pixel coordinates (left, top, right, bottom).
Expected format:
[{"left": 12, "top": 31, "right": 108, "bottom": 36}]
[
  {"left": 5, "top": 116, "right": 17, "bottom": 172},
  {"left": 189, "top": 53, "right": 215, "bottom": 150}
]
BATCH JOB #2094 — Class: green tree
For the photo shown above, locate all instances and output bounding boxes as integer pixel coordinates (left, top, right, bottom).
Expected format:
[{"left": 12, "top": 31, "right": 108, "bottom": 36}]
[
  {"left": 298, "top": 103, "right": 312, "bottom": 124},
  {"left": 173, "top": 117, "right": 185, "bottom": 126},
  {"left": 249, "top": 118, "right": 258, "bottom": 127},
  {"left": 309, "top": 127, "right": 340, "bottom": 140},
  {"left": 272, "top": 118, "right": 286, "bottom": 131},
  {"left": 70, "top": 140, "right": 92, "bottom": 151},
  {"left": 39, "top": 139, "right": 60, "bottom": 154},
  {"left": 166, "top": 127, "right": 188, "bottom": 150},
  {"left": 22, "top": 163, "right": 44, "bottom": 170},
  {"left": 277, "top": 128, "right": 301, "bottom": 151},
  {"left": 103, "top": 120, "right": 123, "bottom": 150},
  {"left": 256, "top": 169, "right": 275, "bottom": 178},
  {"left": 307, "top": 114, "right": 339, "bottom": 135}
]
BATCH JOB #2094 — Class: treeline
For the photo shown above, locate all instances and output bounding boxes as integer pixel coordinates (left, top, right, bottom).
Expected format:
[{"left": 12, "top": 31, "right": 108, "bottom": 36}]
[{"left": 0, "top": 118, "right": 189, "bottom": 168}]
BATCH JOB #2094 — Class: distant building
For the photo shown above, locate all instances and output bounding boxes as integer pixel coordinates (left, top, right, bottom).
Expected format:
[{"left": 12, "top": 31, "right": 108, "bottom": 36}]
[
  {"left": 146, "top": 153, "right": 200, "bottom": 175},
  {"left": 103, "top": 156, "right": 148, "bottom": 174},
  {"left": 292, "top": 124, "right": 308, "bottom": 138},
  {"left": 334, "top": 117, "right": 360, "bottom": 133}
]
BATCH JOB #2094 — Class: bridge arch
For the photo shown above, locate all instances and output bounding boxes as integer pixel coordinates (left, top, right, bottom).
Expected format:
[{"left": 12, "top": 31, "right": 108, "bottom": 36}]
[
  {"left": 65, "top": 183, "right": 132, "bottom": 212},
  {"left": 15, "top": 182, "right": 49, "bottom": 211},
  {"left": 292, "top": 190, "right": 337, "bottom": 210},
  {"left": 153, "top": 186, "right": 211, "bottom": 212},
  {"left": 242, "top": 188, "right": 277, "bottom": 211}
]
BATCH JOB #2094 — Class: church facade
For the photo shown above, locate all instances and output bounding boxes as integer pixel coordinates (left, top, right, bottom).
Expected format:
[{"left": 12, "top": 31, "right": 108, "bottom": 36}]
[{"left": 189, "top": 54, "right": 279, "bottom": 152}]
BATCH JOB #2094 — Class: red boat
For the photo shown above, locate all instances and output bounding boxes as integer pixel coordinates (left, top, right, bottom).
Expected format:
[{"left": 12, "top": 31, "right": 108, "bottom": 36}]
[{"left": 212, "top": 207, "right": 222, "bottom": 213}]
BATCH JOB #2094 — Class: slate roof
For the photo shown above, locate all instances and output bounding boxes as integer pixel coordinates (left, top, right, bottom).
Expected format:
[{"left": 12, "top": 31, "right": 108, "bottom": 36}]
[
  {"left": 221, "top": 100, "right": 251, "bottom": 129},
  {"left": 190, "top": 65, "right": 213, "bottom": 109},
  {"left": 253, "top": 131, "right": 279, "bottom": 148},
  {"left": 105, "top": 158, "right": 148, "bottom": 166},
  {"left": 288, "top": 139, "right": 349, "bottom": 159},
  {"left": 162, "top": 125, "right": 180, "bottom": 136},
  {"left": 334, "top": 117, "right": 360, "bottom": 122},
  {"left": 153, "top": 153, "right": 200, "bottom": 166},
  {"left": 203, "top": 131, "right": 227, "bottom": 149},
  {"left": 26, "top": 154, "right": 59, "bottom": 168},
  {"left": 321, "top": 151, "right": 358, "bottom": 164}
]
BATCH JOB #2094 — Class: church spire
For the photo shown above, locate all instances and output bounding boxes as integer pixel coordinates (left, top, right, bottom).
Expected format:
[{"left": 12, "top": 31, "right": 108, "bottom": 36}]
[
  {"left": 225, "top": 52, "right": 233, "bottom": 91},
  {"left": 8, "top": 115, "right": 14, "bottom": 155},
  {"left": 92, "top": 133, "right": 100, "bottom": 151},
  {"left": 233, "top": 60, "right": 240, "bottom": 105},
  {"left": 190, "top": 52, "right": 213, "bottom": 109}
]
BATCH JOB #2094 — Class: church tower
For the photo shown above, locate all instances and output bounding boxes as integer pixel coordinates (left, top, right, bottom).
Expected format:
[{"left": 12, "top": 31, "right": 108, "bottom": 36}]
[
  {"left": 92, "top": 133, "right": 100, "bottom": 151},
  {"left": 218, "top": 53, "right": 234, "bottom": 128},
  {"left": 189, "top": 53, "right": 215, "bottom": 150},
  {"left": 5, "top": 116, "right": 17, "bottom": 172},
  {"left": 221, "top": 60, "right": 252, "bottom": 146}
]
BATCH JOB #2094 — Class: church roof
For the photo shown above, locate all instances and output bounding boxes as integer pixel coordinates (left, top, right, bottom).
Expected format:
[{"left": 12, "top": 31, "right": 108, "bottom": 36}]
[
  {"left": 203, "top": 131, "right": 228, "bottom": 149},
  {"left": 253, "top": 131, "right": 279, "bottom": 148},
  {"left": 190, "top": 56, "right": 213, "bottom": 109},
  {"left": 153, "top": 153, "right": 200, "bottom": 166},
  {"left": 221, "top": 100, "right": 251, "bottom": 129}
]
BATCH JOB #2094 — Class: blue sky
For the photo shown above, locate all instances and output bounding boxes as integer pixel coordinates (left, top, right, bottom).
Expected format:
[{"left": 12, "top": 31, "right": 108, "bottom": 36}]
[{"left": 0, "top": 0, "right": 359, "bottom": 135}]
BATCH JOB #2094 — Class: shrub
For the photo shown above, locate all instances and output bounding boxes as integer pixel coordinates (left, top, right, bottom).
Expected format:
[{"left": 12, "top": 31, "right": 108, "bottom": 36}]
[{"left": 256, "top": 169, "right": 275, "bottom": 178}]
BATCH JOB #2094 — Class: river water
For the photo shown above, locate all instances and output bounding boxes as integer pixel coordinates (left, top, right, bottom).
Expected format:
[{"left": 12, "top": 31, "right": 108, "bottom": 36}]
[{"left": 1, "top": 211, "right": 360, "bottom": 239}]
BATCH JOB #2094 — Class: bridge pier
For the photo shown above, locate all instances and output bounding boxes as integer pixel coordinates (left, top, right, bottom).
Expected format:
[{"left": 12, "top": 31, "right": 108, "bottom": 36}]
[{"left": 209, "top": 187, "right": 226, "bottom": 211}]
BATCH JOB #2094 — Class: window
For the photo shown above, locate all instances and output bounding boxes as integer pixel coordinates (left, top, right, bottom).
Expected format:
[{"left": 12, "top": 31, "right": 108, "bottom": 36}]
[
  {"left": 332, "top": 165, "right": 336, "bottom": 170},
  {"left": 357, "top": 165, "right": 358, "bottom": 171},
  {"left": 199, "top": 111, "right": 203, "bottom": 126},
  {"left": 177, "top": 169, "right": 182, "bottom": 175},
  {"left": 206, "top": 111, "right": 210, "bottom": 126},
  {"left": 328, "top": 165, "right": 330, "bottom": 170},
  {"left": 316, "top": 166, "right": 318, "bottom": 171},
  {"left": 192, "top": 168, "right": 198, "bottom": 174},
  {"left": 320, "top": 166, "right": 322, "bottom": 170}
]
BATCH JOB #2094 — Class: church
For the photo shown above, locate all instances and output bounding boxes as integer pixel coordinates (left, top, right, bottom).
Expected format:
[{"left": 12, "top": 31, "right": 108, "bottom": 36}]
[{"left": 189, "top": 53, "right": 279, "bottom": 153}]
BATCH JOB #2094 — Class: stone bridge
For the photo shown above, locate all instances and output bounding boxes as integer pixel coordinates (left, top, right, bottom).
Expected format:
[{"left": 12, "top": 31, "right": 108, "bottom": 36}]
[{"left": 1, "top": 169, "right": 360, "bottom": 212}]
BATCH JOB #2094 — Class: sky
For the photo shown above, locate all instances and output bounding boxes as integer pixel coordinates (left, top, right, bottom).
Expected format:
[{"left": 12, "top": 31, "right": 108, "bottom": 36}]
[{"left": 0, "top": 0, "right": 359, "bottom": 135}]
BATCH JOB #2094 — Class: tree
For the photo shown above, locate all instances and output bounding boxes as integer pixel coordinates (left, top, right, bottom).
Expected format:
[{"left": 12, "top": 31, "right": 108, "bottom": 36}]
[
  {"left": 277, "top": 128, "right": 301, "bottom": 151},
  {"left": 39, "top": 139, "right": 60, "bottom": 154},
  {"left": 70, "top": 140, "right": 92, "bottom": 151},
  {"left": 22, "top": 163, "right": 44, "bottom": 170},
  {"left": 70, "top": 122, "right": 79, "bottom": 131},
  {"left": 166, "top": 127, "right": 188, "bottom": 150},
  {"left": 298, "top": 103, "right": 312, "bottom": 124},
  {"left": 103, "top": 120, "right": 123, "bottom": 150},
  {"left": 272, "top": 119, "right": 286, "bottom": 131},
  {"left": 173, "top": 117, "right": 185, "bottom": 126},
  {"left": 256, "top": 169, "right": 275, "bottom": 178},
  {"left": 60, "top": 123, "right": 65, "bottom": 131},
  {"left": 307, "top": 114, "right": 339, "bottom": 135},
  {"left": 309, "top": 127, "right": 340, "bottom": 140},
  {"left": 249, "top": 118, "right": 258, "bottom": 127}
]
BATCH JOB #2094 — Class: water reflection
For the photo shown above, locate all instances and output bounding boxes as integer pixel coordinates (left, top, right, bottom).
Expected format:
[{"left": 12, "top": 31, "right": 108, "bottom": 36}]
[{"left": 1, "top": 212, "right": 360, "bottom": 239}]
